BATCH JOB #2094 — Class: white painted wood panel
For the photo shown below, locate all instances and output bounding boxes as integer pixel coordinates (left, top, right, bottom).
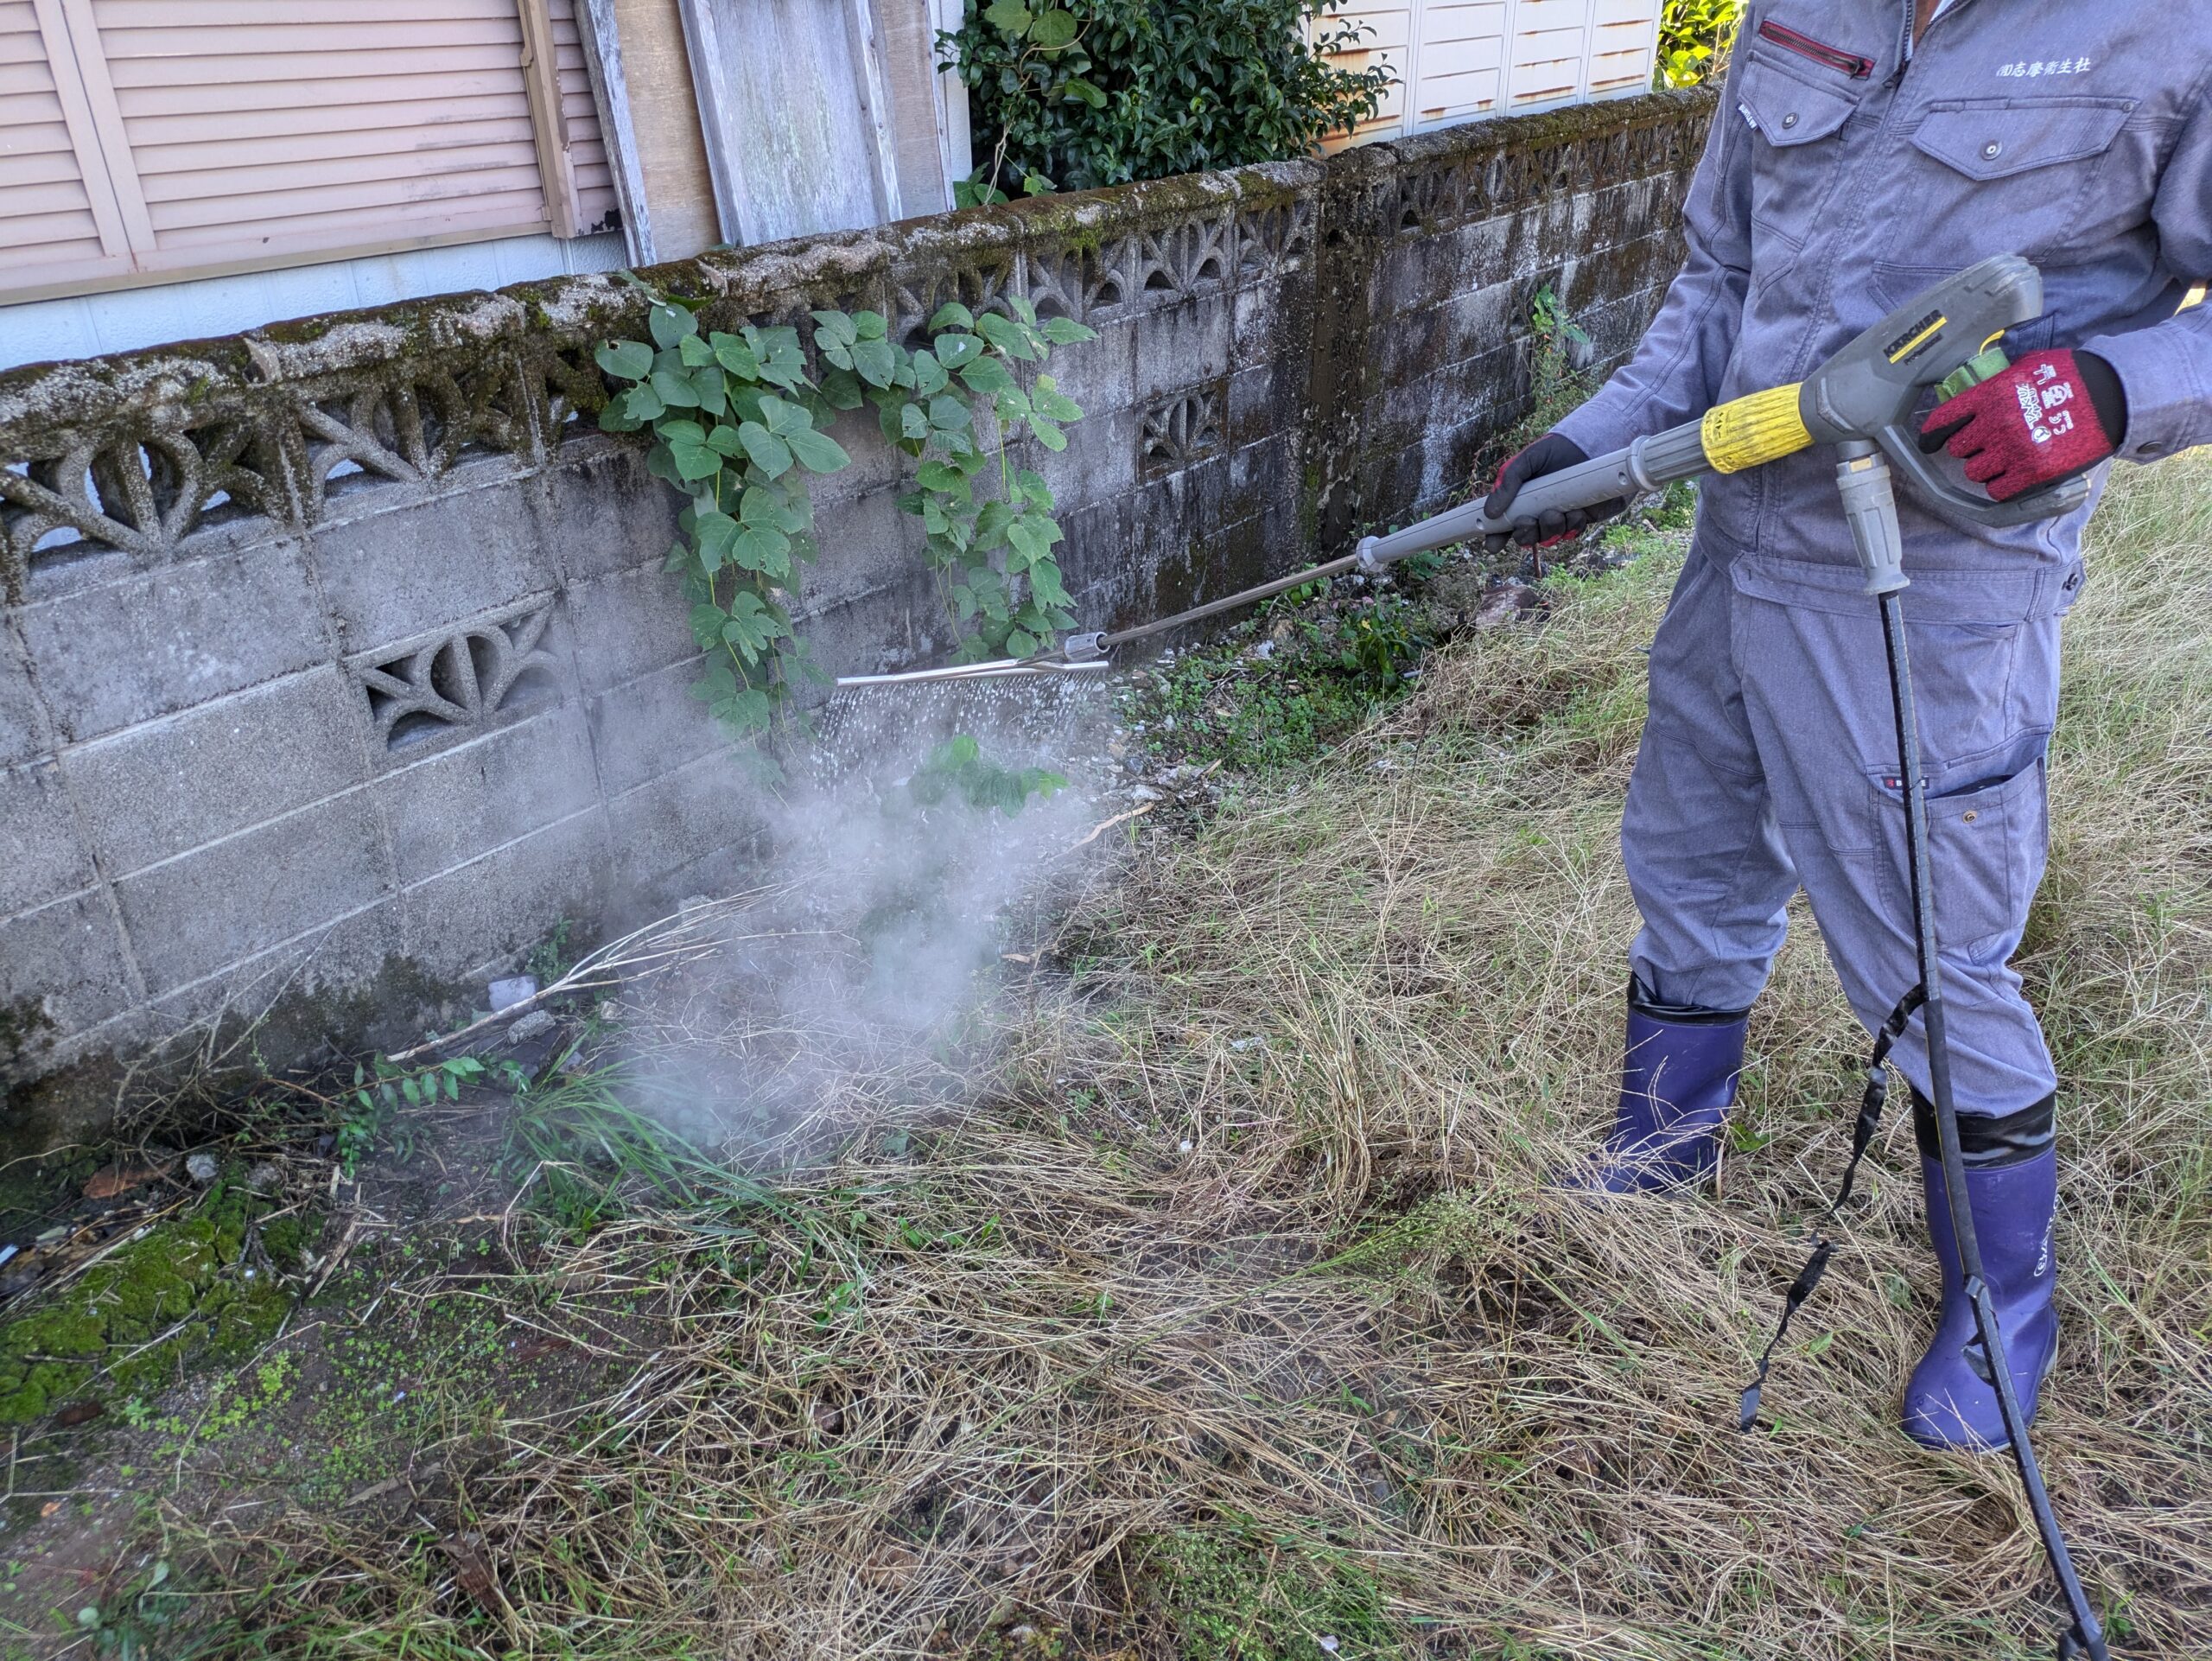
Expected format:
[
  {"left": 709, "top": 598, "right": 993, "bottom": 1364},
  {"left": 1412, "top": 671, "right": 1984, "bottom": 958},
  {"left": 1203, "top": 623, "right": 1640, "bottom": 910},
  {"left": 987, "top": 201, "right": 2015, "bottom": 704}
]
[
  {"left": 1325, "top": 0, "right": 1659, "bottom": 143},
  {"left": 677, "top": 0, "right": 900, "bottom": 246}
]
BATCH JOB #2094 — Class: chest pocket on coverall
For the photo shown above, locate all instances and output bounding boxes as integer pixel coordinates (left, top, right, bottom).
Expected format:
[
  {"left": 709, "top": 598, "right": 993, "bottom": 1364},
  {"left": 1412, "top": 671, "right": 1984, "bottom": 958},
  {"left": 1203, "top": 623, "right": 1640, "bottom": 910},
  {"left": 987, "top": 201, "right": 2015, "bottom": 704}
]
[
  {"left": 1878, "top": 97, "right": 2134, "bottom": 271},
  {"left": 1736, "top": 55, "right": 1864, "bottom": 249}
]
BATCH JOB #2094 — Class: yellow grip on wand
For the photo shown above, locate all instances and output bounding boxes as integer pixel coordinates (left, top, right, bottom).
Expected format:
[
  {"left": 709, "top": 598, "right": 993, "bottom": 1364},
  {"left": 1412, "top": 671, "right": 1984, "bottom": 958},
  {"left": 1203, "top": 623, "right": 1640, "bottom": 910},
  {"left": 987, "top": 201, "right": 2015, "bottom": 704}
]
[{"left": 1700, "top": 383, "right": 1812, "bottom": 474}]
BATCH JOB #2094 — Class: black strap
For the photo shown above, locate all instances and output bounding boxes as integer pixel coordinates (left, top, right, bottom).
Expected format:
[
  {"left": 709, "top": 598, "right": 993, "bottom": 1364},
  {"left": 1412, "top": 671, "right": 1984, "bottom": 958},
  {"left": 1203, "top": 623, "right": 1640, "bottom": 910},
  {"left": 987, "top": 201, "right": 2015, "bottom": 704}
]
[{"left": 1738, "top": 983, "right": 1925, "bottom": 1431}]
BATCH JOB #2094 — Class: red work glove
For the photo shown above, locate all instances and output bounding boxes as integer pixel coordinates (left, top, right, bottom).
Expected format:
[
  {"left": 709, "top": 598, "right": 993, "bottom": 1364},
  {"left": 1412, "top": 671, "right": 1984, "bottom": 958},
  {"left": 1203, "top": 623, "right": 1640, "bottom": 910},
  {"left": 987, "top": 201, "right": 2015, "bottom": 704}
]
[
  {"left": 1918, "top": 347, "right": 2126, "bottom": 502},
  {"left": 1481, "top": 433, "right": 1626, "bottom": 553}
]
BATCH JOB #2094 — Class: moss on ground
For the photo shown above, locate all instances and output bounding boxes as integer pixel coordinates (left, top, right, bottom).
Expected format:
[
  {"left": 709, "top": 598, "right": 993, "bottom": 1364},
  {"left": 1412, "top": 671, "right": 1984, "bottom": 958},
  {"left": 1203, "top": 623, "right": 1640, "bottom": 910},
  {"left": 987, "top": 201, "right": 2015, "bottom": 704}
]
[{"left": 0, "top": 1181, "right": 291, "bottom": 1423}]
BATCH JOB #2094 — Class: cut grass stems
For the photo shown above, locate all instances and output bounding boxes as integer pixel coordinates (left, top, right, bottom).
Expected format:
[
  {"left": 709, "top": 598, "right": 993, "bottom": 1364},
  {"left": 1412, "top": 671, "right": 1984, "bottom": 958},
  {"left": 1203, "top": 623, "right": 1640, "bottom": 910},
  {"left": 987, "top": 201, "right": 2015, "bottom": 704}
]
[{"left": 177, "top": 457, "right": 2209, "bottom": 1658}]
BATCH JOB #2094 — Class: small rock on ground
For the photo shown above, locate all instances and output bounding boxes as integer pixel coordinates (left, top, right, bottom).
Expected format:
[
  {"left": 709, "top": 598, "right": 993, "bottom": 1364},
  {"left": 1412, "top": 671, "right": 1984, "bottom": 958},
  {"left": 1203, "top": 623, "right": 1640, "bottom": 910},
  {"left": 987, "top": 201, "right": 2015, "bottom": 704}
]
[{"left": 505, "top": 1010, "right": 557, "bottom": 1045}]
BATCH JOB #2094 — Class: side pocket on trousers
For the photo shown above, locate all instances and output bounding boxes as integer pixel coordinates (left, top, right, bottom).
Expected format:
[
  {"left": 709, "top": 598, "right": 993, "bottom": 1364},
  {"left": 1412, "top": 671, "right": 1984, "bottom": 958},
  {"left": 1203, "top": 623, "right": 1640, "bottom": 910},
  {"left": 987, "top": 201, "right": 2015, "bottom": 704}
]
[{"left": 1870, "top": 754, "right": 2046, "bottom": 964}]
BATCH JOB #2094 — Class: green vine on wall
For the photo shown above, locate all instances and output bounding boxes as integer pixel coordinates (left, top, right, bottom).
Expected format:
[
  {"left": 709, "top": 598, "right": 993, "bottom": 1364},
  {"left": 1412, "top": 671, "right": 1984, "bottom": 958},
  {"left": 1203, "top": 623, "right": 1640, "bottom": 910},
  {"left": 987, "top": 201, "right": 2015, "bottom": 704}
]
[
  {"left": 595, "top": 302, "right": 850, "bottom": 739},
  {"left": 594, "top": 290, "right": 1098, "bottom": 743}
]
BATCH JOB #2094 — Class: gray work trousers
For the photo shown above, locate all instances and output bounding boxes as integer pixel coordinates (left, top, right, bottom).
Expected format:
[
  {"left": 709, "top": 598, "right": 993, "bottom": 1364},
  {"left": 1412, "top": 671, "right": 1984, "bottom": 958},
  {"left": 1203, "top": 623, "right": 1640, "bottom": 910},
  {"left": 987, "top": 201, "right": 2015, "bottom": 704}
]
[{"left": 1623, "top": 537, "right": 2082, "bottom": 1116}]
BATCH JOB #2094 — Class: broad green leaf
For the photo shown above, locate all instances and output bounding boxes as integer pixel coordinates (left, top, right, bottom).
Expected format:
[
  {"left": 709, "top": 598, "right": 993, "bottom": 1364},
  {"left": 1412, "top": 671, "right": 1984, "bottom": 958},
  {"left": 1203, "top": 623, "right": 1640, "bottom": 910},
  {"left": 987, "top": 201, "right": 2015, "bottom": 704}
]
[
  {"left": 853, "top": 310, "right": 888, "bottom": 340},
  {"left": 932, "top": 331, "right": 983, "bottom": 368},
  {"left": 1029, "top": 9, "right": 1077, "bottom": 47},
  {"left": 759, "top": 393, "right": 811, "bottom": 437},
  {"left": 1008, "top": 294, "right": 1039, "bottom": 327},
  {"left": 1027, "top": 414, "right": 1068, "bottom": 451},
  {"left": 1007, "top": 627, "right": 1040, "bottom": 658},
  {"left": 732, "top": 524, "right": 791, "bottom": 578},
  {"left": 899, "top": 401, "right": 931, "bottom": 441},
  {"left": 810, "top": 309, "right": 858, "bottom": 348},
  {"left": 706, "top": 423, "right": 746, "bottom": 456},
  {"left": 1032, "top": 377, "right": 1082, "bottom": 421},
  {"left": 910, "top": 350, "right": 949, "bottom": 396},
  {"left": 747, "top": 326, "right": 808, "bottom": 390},
  {"left": 1027, "top": 561, "right": 1072, "bottom": 609},
  {"left": 737, "top": 421, "right": 792, "bottom": 477},
  {"left": 722, "top": 687, "right": 773, "bottom": 732},
  {"left": 927, "top": 393, "right": 971, "bottom": 432},
  {"left": 669, "top": 433, "right": 722, "bottom": 480},
  {"left": 852, "top": 336, "right": 899, "bottom": 388},
  {"left": 678, "top": 334, "right": 715, "bottom": 367},
  {"left": 595, "top": 340, "right": 652, "bottom": 379},
  {"left": 622, "top": 383, "right": 665, "bottom": 421},
  {"left": 1007, "top": 515, "right": 1058, "bottom": 569},
  {"left": 975, "top": 312, "right": 1037, "bottom": 360},
  {"left": 1014, "top": 468, "right": 1055, "bottom": 509},
  {"left": 974, "top": 499, "right": 1015, "bottom": 550},
  {"left": 930, "top": 302, "right": 976, "bottom": 333},
  {"left": 818, "top": 366, "right": 867, "bottom": 410},
  {"left": 710, "top": 332, "right": 760, "bottom": 377},
  {"left": 694, "top": 509, "right": 739, "bottom": 572},
  {"left": 649, "top": 303, "right": 696, "bottom": 348},
  {"left": 651, "top": 367, "right": 700, "bottom": 409},
  {"left": 737, "top": 486, "right": 780, "bottom": 525},
  {"left": 691, "top": 604, "right": 729, "bottom": 652},
  {"left": 1020, "top": 172, "right": 1054, "bottom": 198},
  {"left": 787, "top": 427, "right": 850, "bottom": 473},
  {"left": 958, "top": 355, "right": 1016, "bottom": 395},
  {"left": 1040, "top": 315, "right": 1098, "bottom": 345},
  {"left": 1062, "top": 75, "right": 1107, "bottom": 109},
  {"left": 983, "top": 0, "right": 1031, "bottom": 35},
  {"left": 722, "top": 591, "right": 783, "bottom": 662},
  {"left": 691, "top": 365, "right": 728, "bottom": 417},
  {"left": 951, "top": 582, "right": 977, "bottom": 620},
  {"left": 917, "top": 459, "right": 969, "bottom": 495}
]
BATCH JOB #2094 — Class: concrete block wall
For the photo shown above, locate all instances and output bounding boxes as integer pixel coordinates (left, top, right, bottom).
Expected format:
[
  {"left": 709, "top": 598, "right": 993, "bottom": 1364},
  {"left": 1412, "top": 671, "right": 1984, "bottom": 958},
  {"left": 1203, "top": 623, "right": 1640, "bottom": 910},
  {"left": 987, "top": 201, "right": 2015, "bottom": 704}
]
[{"left": 0, "top": 89, "right": 1713, "bottom": 1136}]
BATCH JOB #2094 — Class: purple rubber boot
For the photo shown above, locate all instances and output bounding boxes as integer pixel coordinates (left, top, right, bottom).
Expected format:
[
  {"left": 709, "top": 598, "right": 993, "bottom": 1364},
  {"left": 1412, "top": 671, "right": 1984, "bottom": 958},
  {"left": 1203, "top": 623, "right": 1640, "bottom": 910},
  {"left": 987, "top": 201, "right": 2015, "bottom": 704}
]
[
  {"left": 1903, "top": 1092, "right": 2061, "bottom": 1452},
  {"left": 1572, "top": 979, "right": 1749, "bottom": 1193}
]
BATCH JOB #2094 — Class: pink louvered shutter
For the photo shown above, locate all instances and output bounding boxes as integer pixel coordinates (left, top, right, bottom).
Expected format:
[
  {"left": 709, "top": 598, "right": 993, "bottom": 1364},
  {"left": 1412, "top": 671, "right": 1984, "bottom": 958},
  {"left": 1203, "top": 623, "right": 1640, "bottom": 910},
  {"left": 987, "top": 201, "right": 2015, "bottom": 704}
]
[
  {"left": 0, "top": 0, "right": 135, "bottom": 296},
  {"left": 2, "top": 2, "right": 613, "bottom": 302}
]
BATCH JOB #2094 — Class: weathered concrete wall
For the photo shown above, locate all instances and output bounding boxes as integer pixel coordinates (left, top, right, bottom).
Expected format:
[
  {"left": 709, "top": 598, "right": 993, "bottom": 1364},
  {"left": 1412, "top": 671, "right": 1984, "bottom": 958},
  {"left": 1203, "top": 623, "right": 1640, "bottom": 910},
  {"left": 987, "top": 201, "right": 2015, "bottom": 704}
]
[{"left": 0, "top": 88, "right": 1713, "bottom": 1135}]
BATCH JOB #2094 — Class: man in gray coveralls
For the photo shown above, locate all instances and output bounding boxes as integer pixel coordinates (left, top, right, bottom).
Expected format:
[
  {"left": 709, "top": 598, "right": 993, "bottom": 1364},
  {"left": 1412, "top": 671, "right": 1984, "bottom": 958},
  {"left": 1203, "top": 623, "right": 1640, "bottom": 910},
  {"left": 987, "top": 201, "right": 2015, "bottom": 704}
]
[{"left": 1484, "top": 0, "right": 2212, "bottom": 1451}]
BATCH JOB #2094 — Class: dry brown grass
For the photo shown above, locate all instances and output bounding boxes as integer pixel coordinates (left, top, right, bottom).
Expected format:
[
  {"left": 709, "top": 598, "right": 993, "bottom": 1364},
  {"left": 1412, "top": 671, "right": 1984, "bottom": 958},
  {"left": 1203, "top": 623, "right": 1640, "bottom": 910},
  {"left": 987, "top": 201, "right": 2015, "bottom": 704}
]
[{"left": 196, "top": 457, "right": 2212, "bottom": 1659}]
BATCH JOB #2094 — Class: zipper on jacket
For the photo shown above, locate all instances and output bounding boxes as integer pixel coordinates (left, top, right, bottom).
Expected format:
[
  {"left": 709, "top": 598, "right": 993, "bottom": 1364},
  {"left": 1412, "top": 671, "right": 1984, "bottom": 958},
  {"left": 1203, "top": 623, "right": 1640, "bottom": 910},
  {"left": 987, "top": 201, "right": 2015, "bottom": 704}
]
[{"left": 1757, "top": 19, "right": 1876, "bottom": 79}]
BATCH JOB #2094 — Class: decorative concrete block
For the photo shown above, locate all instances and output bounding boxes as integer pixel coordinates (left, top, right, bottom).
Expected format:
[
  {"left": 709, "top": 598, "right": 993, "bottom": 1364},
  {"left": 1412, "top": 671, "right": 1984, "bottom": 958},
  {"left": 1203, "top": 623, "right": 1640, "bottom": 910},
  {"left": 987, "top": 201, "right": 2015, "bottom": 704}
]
[
  {"left": 312, "top": 472, "right": 554, "bottom": 656},
  {"left": 0, "top": 891, "right": 137, "bottom": 1067},
  {"left": 0, "top": 762, "right": 92, "bottom": 918},
  {"left": 14, "top": 538, "right": 328, "bottom": 745},
  {"left": 565, "top": 559, "right": 702, "bottom": 696},
  {"left": 583, "top": 657, "right": 723, "bottom": 799},
  {"left": 605, "top": 752, "right": 766, "bottom": 909},
  {"left": 397, "top": 808, "right": 611, "bottom": 980},
  {"left": 0, "top": 627, "right": 48, "bottom": 770},
  {"left": 377, "top": 703, "right": 600, "bottom": 885},
  {"left": 1133, "top": 291, "right": 1235, "bottom": 405},
  {"left": 1043, "top": 315, "right": 1138, "bottom": 419},
  {"left": 60, "top": 666, "right": 369, "bottom": 878},
  {"left": 346, "top": 594, "right": 571, "bottom": 765},
  {"left": 139, "top": 897, "right": 405, "bottom": 1052},
  {"left": 112, "top": 791, "right": 391, "bottom": 995},
  {"left": 534, "top": 442, "right": 683, "bottom": 586}
]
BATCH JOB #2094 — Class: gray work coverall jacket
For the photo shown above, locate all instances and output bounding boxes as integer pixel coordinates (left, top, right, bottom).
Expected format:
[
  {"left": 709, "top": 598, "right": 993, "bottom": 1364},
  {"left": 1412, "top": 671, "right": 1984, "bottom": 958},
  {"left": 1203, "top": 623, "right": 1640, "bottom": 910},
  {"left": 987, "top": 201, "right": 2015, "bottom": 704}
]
[{"left": 1552, "top": 0, "right": 2212, "bottom": 1115}]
